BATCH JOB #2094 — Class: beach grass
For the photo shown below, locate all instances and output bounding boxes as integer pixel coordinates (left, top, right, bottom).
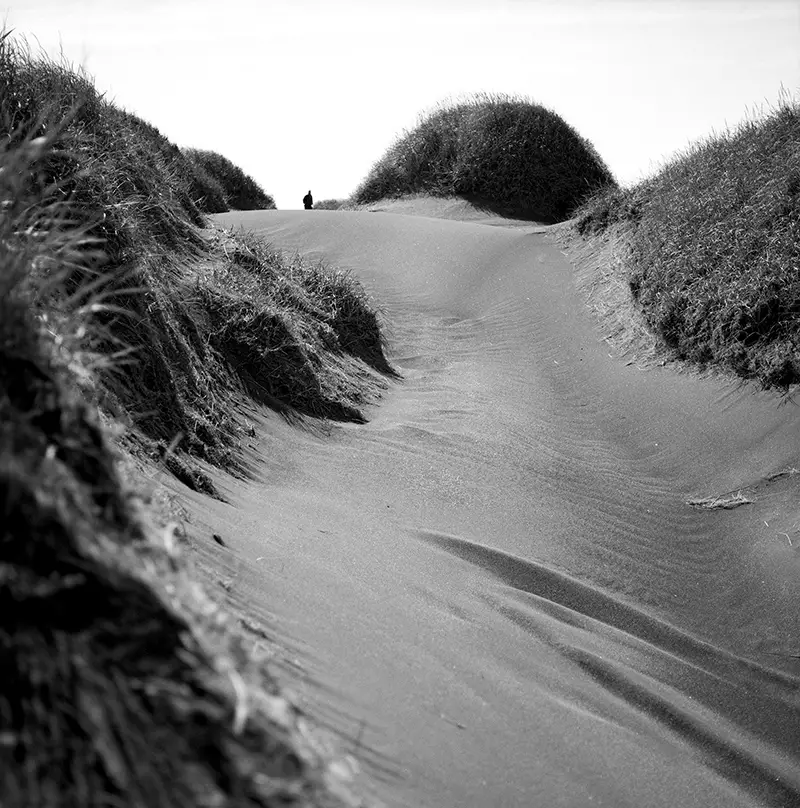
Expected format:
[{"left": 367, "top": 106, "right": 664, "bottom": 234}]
[
  {"left": 0, "top": 30, "right": 386, "bottom": 806},
  {"left": 183, "top": 147, "right": 276, "bottom": 212},
  {"left": 1, "top": 33, "right": 391, "bottom": 474},
  {"left": 352, "top": 93, "right": 615, "bottom": 223},
  {"left": 575, "top": 94, "right": 800, "bottom": 390},
  {"left": 313, "top": 198, "right": 347, "bottom": 210}
]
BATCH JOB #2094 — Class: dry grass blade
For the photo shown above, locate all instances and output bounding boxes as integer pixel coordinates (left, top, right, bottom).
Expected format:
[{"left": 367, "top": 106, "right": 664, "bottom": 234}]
[{"left": 687, "top": 491, "right": 754, "bottom": 510}]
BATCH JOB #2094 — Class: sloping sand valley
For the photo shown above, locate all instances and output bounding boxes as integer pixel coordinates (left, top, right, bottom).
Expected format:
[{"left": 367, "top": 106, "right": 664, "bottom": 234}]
[{"left": 167, "top": 203, "right": 800, "bottom": 808}]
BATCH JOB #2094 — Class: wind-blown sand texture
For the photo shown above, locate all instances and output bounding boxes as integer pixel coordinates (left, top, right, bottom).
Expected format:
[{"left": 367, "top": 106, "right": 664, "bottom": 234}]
[{"left": 183, "top": 205, "right": 799, "bottom": 807}]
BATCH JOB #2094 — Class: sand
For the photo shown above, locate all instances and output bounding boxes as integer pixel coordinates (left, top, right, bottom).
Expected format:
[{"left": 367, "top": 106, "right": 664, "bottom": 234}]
[{"left": 177, "top": 206, "right": 800, "bottom": 807}]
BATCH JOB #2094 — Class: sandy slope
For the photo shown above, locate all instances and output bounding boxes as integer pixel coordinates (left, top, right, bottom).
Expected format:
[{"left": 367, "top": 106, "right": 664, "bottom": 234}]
[{"left": 180, "top": 208, "right": 800, "bottom": 807}]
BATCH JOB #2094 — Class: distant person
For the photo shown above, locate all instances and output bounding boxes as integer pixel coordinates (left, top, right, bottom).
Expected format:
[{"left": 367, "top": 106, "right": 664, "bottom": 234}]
[{"left": 303, "top": 190, "right": 313, "bottom": 210}]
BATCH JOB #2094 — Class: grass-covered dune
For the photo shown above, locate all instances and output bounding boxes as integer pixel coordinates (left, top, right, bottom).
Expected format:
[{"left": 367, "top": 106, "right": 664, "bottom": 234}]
[
  {"left": 574, "top": 96, "right": 800, "bottom": 390},
  {"left": 352, "top": 93, "right": 615, "bottom": 222},
  {"left": 0, "top": 35, "right": 390, "bottom": 484},
  {"left": 1, "top": 32, "right": 387, "bottom": 806},
  {"left": 313, "top": 198, "right": 347, "bottom": 210},
  {"left": 184, "top": 148, "right": 276, "bottom": 212}
]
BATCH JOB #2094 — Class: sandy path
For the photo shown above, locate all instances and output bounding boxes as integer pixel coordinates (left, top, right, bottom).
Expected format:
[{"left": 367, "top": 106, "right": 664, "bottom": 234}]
[{"left": 184, "top": 209, "right": 800, "bottom": 807}]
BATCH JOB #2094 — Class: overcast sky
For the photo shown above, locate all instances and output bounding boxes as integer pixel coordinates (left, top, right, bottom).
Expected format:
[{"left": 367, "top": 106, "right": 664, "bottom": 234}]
[{"left": 4, "top": 0, "right": 799, "bottom": 208}]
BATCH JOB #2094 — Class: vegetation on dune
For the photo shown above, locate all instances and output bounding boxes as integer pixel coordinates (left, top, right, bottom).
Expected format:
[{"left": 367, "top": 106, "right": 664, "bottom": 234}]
[
  {"left": 0, "top": 35, "right": 390, "bottom": 479},
  {"left": 184, "top": 148, "right": 276, "bottom": 211},
  {"left": 0, "top": 127, "right": 359, "bottom": 808},
  {"left": 0, "top": 32, "right": 388, "bottom": 806},
  {"left": 352, "top": 93, "right": 615, "bottom": 222},
  {"left": 1, "top": 35, "right": 226, "bottom": 482},
  {"left": 575, "top": 95, "right": 800, "bottom": 390},
  {"left": 183, "top": 153, "right": 230, "bottom": 213},
  {"left": 196, "top": 230, "right": 392, "bottom": 423},
  {"left": 313, "top": 199, "right": 347, "bottom": 210}
]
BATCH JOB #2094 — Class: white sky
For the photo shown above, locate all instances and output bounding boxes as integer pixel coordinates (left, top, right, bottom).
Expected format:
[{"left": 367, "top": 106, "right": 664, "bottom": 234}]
[{"left": 3, "top": 0, "right": 799, "bottom": 209}]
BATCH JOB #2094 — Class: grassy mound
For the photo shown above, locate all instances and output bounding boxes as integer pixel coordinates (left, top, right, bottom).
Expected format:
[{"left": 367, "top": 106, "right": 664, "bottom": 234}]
[
  {"left": 0, "top": 129, "right": 359, "bottom": 808},
  {"left": 313, "top": 199, "right": 346, "bottom": 210},
  {"left": 184, "top": 155, "right": 230, "bottom": 213},
  {"left": 0, "top": 35, "right": 391, "bottom": 480},
  {"left": 575, "top": 96, "right": 800, "bottom": 389},
  {"left": 184, "top": 148, "right": 276, "bottom": 211},
  {"left": 352, "top": 93, "right": 615, "bottom": 222},
  {"left": 1, "top": 32, "right": 389, "bottom": 805},
  {"left": 195, "top": 230, "right": 392, "bottom": 423}
]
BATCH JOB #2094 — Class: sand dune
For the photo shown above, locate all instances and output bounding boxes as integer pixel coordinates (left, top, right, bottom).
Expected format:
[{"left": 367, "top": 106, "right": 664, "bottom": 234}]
[{"left": 182, "top": 207, "right": 800, "bottom": 807}]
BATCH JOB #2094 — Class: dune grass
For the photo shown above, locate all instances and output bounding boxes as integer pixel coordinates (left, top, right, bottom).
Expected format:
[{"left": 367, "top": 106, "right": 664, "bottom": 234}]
[
  {"left": 352, "top": 93, "right": 615, "bottom": 223},
  {"left": 183, "top": 154, "right": 230, "bottom": 213},
  {"left": 575, "top": 95, "right": 800, "bottom": 390},
  {"left": 313, "top": 199, "right": 347, "bottom": 210},
  {"left": 1, "top": 34, "right": 391, "bottom": 479},
  {"left": 687, "top": 492, "right": 754, "bottom": 510},
  {"left": 183, "top": 148, "right": 276, "bottom": 211},
  {"left": 0, "top": 31, "right": 388, "bottom": 806},
  {"left": 0, "top": 123, "right": 362, "bottom": 808},
  {"left": 194, "top": 229, "right": 392, "bottom": 423}
]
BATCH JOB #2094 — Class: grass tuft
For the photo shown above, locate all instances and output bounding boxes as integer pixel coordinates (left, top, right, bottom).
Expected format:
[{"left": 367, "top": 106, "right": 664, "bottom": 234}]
[
  {"left": 191, "top": 230, "right": 391, "bottom": 423},
  {"left": 352, "top": 92, "right": 615, "bottom": 222},
  {"left": 313, "top": 199, "right": 347, "bottom": 210},
  {"left": 687, "top": 491, "right": 754, "bottom": 510},
  {"left": 574, "top": 94, "right": 800, "bottom": 390},
  {"left": 183, "top": 155, "right": 230, "bottom": 213},
  {"left": 183, "top": 148, "right": 276, "bottom": 211}
]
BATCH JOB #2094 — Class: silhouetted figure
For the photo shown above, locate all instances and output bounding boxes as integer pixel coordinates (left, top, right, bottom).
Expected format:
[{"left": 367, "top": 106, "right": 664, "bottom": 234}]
[{"left": 303, "top": 190, "right": 313, "bottom": 209}]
